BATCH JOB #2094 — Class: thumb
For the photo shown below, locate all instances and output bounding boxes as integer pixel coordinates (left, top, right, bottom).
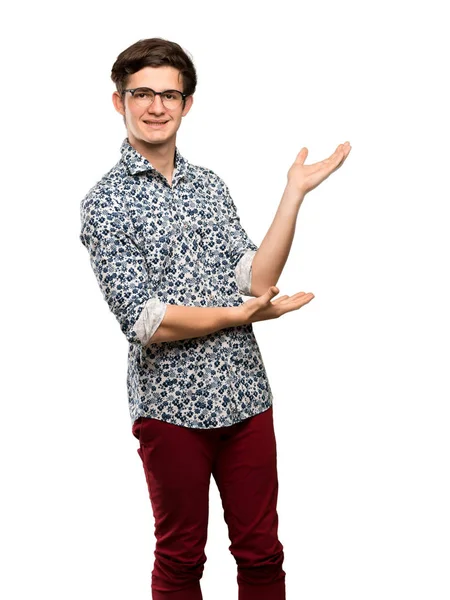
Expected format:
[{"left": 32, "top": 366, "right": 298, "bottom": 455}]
[
  {"left": 295, "top": 147, "right": 308, "bottom": 165},
  {"left": 266, "top": 286, "right": 279, "bottom": 298}
]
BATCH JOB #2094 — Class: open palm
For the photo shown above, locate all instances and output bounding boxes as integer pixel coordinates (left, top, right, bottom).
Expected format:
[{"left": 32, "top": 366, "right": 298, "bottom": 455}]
[{"left": 288, "top": 142, "right": 352, "bottom": 196}]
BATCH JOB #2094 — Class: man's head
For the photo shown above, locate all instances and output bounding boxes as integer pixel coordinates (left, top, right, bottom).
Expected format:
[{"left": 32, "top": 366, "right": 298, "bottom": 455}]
[{"left": 111, "top": 38, "right": 196, "bottom": 150}]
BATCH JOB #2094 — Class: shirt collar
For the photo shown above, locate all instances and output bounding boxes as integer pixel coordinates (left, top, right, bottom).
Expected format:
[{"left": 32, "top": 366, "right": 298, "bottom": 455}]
[{"left": 120, "top": 137, "right": 189, "bottom": 182}]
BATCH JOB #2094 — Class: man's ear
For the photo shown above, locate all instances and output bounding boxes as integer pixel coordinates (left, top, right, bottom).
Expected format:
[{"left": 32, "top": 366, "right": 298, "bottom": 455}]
[
  {"left": 182, "top": 94, "right": 194, "bottom": 117},
  {"left": 112, "top": 91, "right": 125, "bottom": 117}
]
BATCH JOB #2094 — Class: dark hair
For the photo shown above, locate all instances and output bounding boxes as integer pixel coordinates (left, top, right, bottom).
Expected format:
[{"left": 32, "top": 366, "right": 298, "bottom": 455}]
[{"left": 111, "top": 37, "right": 197, "bottom": 100}]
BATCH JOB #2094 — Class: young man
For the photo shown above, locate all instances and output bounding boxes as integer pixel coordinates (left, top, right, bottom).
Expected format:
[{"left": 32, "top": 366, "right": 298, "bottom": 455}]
[{"left": 79, "top": 38, "right": 351, "bottom": 600}]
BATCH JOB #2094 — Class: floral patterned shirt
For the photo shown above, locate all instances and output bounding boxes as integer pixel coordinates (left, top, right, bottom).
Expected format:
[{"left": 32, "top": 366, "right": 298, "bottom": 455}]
[{"left": 79, "top": 138, "right": 273, "bottom": 428}]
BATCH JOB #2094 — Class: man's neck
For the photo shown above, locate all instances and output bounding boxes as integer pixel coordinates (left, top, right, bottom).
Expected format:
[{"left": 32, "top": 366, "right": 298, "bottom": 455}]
[{"left": 129, "top": 136, "right": 176, "bottom": 186}]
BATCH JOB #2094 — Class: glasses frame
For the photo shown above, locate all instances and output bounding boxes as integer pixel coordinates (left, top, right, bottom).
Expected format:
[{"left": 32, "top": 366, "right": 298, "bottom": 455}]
[{"left": 122, "top": 87, "right": 188, "bottom": 109}]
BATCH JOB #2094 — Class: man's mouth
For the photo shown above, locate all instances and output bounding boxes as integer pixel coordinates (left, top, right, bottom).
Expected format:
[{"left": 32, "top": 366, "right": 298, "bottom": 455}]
[{"left": 144, "top": 120, "right": 169, "bottom": 127}]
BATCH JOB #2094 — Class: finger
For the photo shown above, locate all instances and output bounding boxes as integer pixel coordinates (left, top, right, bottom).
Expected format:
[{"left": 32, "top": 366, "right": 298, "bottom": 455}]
[
  {"left": 275, "top": 291, "right": 311, "bottom": 302},
  {"left": 290, "top": 292, "right": 314, "bottom": 301},
  {"left": 311, "top": 145, "right": 344, "bottom": 170},
  {"left": 320, "top": 149, "right": 347, "bottom": 174},
  {"left": 280, "top": 294, "right": 315, "bottom": 315},
  {"left": 334, "top": 145, "right": 351, "bottom": 169},
  {"left": 333, "top": 142, "right": 351, "bottom": 163},
  {"left": 323, "top": 142, "right": 351, "bottom": 164},
  {"left": 271, "top": 295, "right": 290, "bottom": 305},
  {"left": 294, "top": 147, "right": 308, "bottom": 165},
  {"left": 323, "top": 144, "right": 344, "bottom": 164},
  {"left": 277, "top": 292, "right": 313, "bottom": 306},
  {"left": 263, "top": 286, "right": 279, "bottom": 300},
  {"left": 317, "top": 143, "right": 351, "bottom": 175},
  {"left": 291, "top": 294, "right": 315, "bottom": 308}
]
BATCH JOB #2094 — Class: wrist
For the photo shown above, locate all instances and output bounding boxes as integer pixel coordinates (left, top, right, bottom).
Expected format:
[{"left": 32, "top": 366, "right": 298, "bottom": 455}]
[
  {"left": 285, "top": 180, "right": 306, "bottom": 204},
  {"left": 225, "top": 306, "right": 248, "bottom": 328}
]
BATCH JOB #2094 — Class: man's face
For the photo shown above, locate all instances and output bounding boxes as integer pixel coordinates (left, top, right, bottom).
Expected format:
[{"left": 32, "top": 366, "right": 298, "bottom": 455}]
[{"left": 112, "top": 65, "right": 193, "bottom": 149}]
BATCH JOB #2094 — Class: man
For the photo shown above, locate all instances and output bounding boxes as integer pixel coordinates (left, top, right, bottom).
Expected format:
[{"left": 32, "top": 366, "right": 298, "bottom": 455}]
[{"left": 80, "top": 37, "right": 351, "bottom": 600}]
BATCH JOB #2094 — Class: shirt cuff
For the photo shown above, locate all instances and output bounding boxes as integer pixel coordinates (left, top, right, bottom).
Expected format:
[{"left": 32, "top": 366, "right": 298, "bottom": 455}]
[
  {"left": 235, "top": 249, "right": 257, "bottom": 296},
  {"left": 134, "top": 298, "right": 167, "bottom": 346}
]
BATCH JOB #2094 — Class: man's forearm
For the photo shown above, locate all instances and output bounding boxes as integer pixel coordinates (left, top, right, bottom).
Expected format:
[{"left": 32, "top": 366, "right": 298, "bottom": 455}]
[
  {"left": 251, "top": 183, "right": 305, "bottom": 297},
  {"left": 147, "top": 304, "right": 245, "bottom": 345}
]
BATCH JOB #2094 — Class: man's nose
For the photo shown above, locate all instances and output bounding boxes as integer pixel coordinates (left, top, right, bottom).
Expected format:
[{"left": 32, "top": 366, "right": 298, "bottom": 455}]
[{"left": 148, "top": 94, "right": 166, "bottom": 114}]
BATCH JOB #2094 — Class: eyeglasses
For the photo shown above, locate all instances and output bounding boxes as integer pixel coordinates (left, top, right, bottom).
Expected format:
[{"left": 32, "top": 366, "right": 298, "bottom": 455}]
[{"left": 122, "top": 87, "right": 187, "bottom": 110}]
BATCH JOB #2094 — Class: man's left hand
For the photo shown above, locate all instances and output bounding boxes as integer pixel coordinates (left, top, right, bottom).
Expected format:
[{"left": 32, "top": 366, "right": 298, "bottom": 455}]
[{"left": 287, "top": 141, "right": 352, "bottom": 197}]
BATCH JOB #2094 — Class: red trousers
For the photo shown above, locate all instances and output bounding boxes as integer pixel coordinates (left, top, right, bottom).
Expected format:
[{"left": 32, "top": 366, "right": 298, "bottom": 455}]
[{"left": 132, "top": 406, "right": 286, "bottom": 600}]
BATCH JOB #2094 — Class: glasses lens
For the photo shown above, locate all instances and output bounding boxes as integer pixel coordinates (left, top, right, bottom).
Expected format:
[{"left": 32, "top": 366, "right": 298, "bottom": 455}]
[
  {"left": 131, "top": 89, "right": 183, "bottom": 109},
  {"left": 161, "top": 91, "right": 183, "bottom": 109},
  {"left": 133, "top": 88, "right": 154, "bottom": 107}
]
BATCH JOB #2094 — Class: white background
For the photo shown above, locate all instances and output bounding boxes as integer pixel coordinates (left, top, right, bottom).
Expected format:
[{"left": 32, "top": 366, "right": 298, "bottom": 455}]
[{"left": 2, "top": 0, "right": 449, "bottom": 598}]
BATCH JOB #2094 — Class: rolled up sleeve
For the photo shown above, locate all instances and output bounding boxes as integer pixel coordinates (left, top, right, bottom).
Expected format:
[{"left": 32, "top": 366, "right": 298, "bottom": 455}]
[
  {"left": 79, "top": 192, "right": 166, "bottom": 345},
  {"left": 235, "top": 248, "right": 257, "bottom": 296},
  {"left": 134, "top": 298, "right": 167, "bottom": 346}
]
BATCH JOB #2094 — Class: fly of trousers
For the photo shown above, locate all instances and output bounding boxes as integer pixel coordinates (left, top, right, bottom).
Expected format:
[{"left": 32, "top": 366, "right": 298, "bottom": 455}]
[{"left": 132, "top": 405, "right": 286, "bottom": 600}]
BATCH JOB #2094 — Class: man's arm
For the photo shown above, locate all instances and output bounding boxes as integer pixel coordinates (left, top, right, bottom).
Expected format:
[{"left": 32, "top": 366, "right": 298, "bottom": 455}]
[
  {"left": 250, "top": 183, "right": 304, "bottom": 297},
  {"left": 251, "top": 142, "right": 352, "bottom": 296},
  {"left": 146, "top": 304, "right": 244, "bottom": 345},
  {"left": 80, "top": 190, "right": 247, "bottom": 346},
  {"left": 147, "top": 286, "right": 316, "bottom": 345},
  {"left": 80, "top": 191, "right": 165, "bottom": 344},
  {"left": 217, "top": 175, "right": 303, "bottom": 299}
]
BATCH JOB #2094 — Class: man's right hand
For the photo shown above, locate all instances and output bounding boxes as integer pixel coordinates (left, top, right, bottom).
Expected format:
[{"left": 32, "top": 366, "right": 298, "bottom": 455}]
[
  {"left": 238, "top": 286, "right": 315, "bottom": 325},
  {"left": 146, "top": 287, "right": 314, "bottom": 345}
]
